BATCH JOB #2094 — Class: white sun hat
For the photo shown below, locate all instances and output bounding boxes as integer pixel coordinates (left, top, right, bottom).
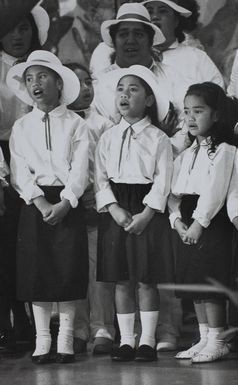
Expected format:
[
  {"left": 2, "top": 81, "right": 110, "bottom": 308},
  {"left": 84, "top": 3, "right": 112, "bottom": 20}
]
[
  {"left": 96, "top": 65, "right": 171, "bottom": 122},
  {"left": 31, "top": 4, "right": 50, "bottom": 45},
  {"left": 101, "top": 2, "right": 165, "bottom": 48},
  {"left": 6, "top": 50, "right": 80, "bottom": 106},
  {"left": 143, "top": 0, "right": 192, "bottom": 17}
]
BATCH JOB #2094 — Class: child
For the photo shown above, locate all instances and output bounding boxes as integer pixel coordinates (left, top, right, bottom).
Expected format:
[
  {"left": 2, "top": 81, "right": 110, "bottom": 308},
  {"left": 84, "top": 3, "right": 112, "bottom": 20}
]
[
  {"left": 0, "top": 4, "right": 50, "bottom": 352},
  {"left": 169, "top": 82, "right": 237, "bottom": 363},
  {"left": 66, "top": 62, "right": 115, "bottom": 355},
  {"left": 94, "top": 65, "right": 174, "bottom": 362},
  {"left": 7, "top": 50, "right": 89, "bottom": 364}
]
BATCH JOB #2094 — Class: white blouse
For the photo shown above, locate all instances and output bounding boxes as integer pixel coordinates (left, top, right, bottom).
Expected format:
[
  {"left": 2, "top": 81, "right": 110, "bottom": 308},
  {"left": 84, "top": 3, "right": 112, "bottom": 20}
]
[
  {"left": 168, "top": 139, "right": 237, "bottom": 228},
  {"left": 10, "top": 105, "right": 89, "bottom": 208},
  {"left": 95, "top": 116, "right": 173, "bottom": 213}
]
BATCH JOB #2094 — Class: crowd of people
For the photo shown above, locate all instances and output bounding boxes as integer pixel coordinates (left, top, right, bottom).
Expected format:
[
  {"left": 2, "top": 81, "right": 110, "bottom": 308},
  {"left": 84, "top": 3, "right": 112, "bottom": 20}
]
[{"left": 0, "top": 0, "right": 238, "bottom": 366}]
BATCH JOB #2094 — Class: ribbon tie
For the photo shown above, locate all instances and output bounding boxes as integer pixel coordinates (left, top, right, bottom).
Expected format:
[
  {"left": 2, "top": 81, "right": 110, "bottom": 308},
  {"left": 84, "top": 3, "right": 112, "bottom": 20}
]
[
  {"left": 42, "top": 113, "right": 52, "bottom": 151},
  {"left": 118, "top": 125, "right": 134, "bottom": 172},
  {"left": 189, "top": 143, "right": 200, "bottom": 173}
]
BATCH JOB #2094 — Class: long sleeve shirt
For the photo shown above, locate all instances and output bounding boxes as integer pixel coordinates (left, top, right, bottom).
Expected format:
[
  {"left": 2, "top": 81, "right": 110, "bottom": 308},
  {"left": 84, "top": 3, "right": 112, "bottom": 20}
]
[
  {"left": 227, "top": 150, "right": 238, "bottom": 222},
  {"left": 10, "top": 104, "right": 89, "bottom": 208},
  {"left": 95, "top": 116, "right": 173, "bottom": 213},
  {"left": 227, "top": 49, "right": 238, "bottom": 98},
  {"left": 168, "top": 139, "right": 237, "bottom": 228}
]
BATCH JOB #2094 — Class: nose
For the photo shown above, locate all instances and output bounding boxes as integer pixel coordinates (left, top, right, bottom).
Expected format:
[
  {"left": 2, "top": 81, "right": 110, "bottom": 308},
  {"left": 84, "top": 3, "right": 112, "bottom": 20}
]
[
  {"left": 11, "top": 27, "right": 22, "bottom": 39},
  {"left": 120, "top": 91, "right": 129, "bottom": 99},
  {"left": 127, "top": 31, "right": 136, "bottom": 43}
]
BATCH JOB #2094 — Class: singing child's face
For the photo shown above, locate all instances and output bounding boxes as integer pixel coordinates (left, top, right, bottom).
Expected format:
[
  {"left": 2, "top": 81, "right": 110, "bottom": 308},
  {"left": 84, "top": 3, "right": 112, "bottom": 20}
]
[
  {"left": 69, "top": 68, "right": 94, "bottom": 110},
  {"left": 184, "top": 94, "right": 218, "bottom": 141},
  {"left": 24, "top": 65, "right": 62, "bottom": 111},
  {"left": 1, "top": 18, "right": 33, "bottom": 58},
  {"left": 116, "top": 75, "right": 154, "bottom": 124}
]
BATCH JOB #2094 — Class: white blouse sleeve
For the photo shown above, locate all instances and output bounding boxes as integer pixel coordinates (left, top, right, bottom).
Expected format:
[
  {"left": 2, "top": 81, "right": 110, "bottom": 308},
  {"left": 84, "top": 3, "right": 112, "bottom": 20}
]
[
  {"left": 227, "top": 50, "right": 238, "bottom": 98},
  {"left": 143, "top": 134, "right": 173, "bottom": 212},
  {"left": 94, "top": 132, "right": 117, "bottom": 212},
  {"left": 10, "top": 121, "right": 44, "bottom": 204},
  {"left": 0, "top": 146, "right": 9, "bottom": 186},
  {"left": 168, "top": 153, "right": 183, "bottom": 228},
  {"left": 60, "top": 122, "right": 89, "bottom": 208},
  {"left": 227, "top": 150, "right": 238, "bottom": 222},
  {"left": 192, "top": 144, "right": 236, "bottom": 227}
]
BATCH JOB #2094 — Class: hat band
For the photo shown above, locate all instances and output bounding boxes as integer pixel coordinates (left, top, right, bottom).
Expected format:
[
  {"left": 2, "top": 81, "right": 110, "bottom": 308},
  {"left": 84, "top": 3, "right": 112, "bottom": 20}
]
[{"left": 117, "top": 13, "right": 150, "bottom": 23}]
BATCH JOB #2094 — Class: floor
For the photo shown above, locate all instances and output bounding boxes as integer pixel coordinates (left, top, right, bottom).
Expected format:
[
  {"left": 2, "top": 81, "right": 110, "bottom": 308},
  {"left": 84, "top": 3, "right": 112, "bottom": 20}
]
[{"left": 1, "top": 340, "right": 238, "bottom": 385}]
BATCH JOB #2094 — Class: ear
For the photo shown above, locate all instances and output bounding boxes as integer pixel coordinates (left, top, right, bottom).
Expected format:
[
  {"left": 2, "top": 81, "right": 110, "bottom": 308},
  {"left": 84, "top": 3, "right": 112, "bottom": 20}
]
[
  {"left": 146, "top": 94, "right": 155, "bottom": 107},
  {"left": 213, "top": 110, "right": 219, "bottom": 122},
  {"left": 56, "top": 77, "right": 63, "bottom": 91}
]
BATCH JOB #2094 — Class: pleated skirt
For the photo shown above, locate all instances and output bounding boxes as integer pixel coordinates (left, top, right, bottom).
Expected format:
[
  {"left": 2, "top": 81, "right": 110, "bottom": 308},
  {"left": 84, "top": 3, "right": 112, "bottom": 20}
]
[
  {"left": 97, "top": 182, "right": 174, "bottom": 284},
  {"left": 175, "top": 195, "right": 233, "bottom": 300},
  {"left": 17, "top": 186, "right": 89, "bottom": 302}
]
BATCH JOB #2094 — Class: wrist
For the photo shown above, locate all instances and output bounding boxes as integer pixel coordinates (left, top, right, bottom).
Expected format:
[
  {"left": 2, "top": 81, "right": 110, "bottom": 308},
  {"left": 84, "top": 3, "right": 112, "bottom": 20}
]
[{"left": 107, "top": 202, "right": 119, "bottom": 214}]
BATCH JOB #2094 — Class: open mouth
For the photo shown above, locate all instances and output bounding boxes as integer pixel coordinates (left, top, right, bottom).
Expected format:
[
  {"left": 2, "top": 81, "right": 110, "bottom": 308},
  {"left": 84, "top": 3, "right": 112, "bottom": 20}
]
[
  {"left": 33, "top": 88, "right": 43, "bottom": 97},
  {"left": 120, "top": 100, "right": 129, "bottom": 107}
]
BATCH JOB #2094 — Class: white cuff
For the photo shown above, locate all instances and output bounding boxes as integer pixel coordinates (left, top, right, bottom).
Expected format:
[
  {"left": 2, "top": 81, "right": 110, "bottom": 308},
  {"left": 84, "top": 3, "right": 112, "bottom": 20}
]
[
  {"left": 60, "top": 188, "right": 78, "bottom": 208},
  {"left": 96, "top": 188, "right": 117, "bottom": 212},
  {"left": 21, "top": 185, "right": 45, "bottom": 205},
  {"left": 143, "top": 192, "right": 167, "bottom": 213},
  {"left": 192, "top": 211, "right": 210, "bottom": 228},
  {"left": 169, "top": 212, "right": 182, "bottom": 229}
]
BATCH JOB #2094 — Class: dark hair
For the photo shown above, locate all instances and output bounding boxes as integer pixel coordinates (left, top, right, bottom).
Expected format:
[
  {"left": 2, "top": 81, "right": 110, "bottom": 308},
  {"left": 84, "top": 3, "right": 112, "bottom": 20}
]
[
  {"left": 0, "top": 13, "right": 41, "bottom": 53},
  {"left": 185, "top": 82, "right": 238, "bottom": 154},
  {"left": 109, "top": 22, "right": 155, "bottom": 47},
  {"left": 174, "top": 0, "right": 200, "bottom": 42},
  {"left": 64, "top": 62, "right": 91, "bottom": 78}
]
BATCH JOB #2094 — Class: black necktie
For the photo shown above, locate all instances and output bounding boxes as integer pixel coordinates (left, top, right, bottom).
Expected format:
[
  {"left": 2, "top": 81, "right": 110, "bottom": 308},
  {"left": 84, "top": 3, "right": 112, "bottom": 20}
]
[{"left": 118, "top": 126, "right": 134, "bottom": 172}]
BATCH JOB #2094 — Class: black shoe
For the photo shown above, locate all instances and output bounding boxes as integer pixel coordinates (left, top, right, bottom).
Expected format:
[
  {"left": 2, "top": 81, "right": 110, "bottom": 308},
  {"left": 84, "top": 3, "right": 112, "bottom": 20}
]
[
  {"left": 31, "top": 353, "right": 51, "bottom": 364},
  {"left": 56, "top": 353, "right": 75, "bottom": 363},
  {"left": 0, "top": 330, "right": 16, "bottom": 354},
  {"left": 111, "top": 344, "right": 135, "bottom": 362},
  {"left": 135, "top": 345, "right": 157, "bottom": 362},
  {"left": 73, "top": 337, "right": 87, "bottom": 354}
]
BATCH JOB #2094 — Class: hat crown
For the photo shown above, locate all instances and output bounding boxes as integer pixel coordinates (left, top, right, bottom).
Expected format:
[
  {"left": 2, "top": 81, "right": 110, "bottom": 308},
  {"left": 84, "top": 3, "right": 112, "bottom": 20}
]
[
  {"left": 117, "top": 3, "right": 151, "bottom": 22},
  {"left": 26, "top": 50, "right": 61, "bottom": 66}
]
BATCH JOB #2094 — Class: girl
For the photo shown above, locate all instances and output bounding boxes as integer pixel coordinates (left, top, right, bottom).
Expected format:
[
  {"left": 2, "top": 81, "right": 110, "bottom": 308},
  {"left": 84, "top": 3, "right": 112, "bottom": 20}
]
[
  {"left": 0, "top": 4, "right": 50, "bottom": 353},
  {"left": 7, "top": 50, "right": 89, "bottom": 364},
  {"left": 66, "top": 62, "right": 115, "bottom": 355},
  {"left": 94, "top": 65, "right": 174, "bottom": 362},
  {"left": 169, "top": 82, "right": 238, "bottom": 363}
]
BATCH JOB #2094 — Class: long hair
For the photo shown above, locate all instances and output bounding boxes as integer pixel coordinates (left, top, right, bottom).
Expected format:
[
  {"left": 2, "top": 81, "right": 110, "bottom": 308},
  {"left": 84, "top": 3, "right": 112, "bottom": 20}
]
[{"left": 185, "top": 82, "right": 238, "bottom": 155}]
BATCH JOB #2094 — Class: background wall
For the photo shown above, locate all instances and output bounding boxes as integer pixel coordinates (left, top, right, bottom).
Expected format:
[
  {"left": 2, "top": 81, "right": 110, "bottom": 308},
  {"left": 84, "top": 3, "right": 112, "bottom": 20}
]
[{"left": 41, "top": 0, "right": 238, "bottom": 85}]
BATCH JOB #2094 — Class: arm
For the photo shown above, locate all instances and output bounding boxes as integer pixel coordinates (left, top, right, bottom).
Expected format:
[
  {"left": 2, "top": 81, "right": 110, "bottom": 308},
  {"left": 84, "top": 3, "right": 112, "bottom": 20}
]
[
  {"left": 9, "top": 122, "right": 45, "bottom": 204},
  {"left": 192, "top": 144, "right": 237, "bottom": 228},
  {"left": 227, "top": 150, "right": 238, "bottom": 229},
  {"left": 60, "top": 122, "right": 89, "bottom": 208},
  {"left": 227, "top": 50, "right": 238, "bottom": 98}
]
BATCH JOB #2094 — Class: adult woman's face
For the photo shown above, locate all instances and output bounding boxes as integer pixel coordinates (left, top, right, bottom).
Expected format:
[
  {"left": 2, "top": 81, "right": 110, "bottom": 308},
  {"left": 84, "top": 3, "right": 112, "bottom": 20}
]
[
  {"left": 114, "top": 21, "right": 153, "bottom": 68},
  {"left": 1, "top": 17, "right": 33, "bottom": 58},
  {"left": 145, "top": 2, "right": 178, "bottom": 48}
]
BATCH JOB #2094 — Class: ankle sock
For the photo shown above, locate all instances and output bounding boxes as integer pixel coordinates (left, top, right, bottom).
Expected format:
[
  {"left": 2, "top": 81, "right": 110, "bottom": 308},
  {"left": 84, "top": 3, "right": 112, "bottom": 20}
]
[{"left": 57, "top": 301, "right": 76, "bottom": 354}]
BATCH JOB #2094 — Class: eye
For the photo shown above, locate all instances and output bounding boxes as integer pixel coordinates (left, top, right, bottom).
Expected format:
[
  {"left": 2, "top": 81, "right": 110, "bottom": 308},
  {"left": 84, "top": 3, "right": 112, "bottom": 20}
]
[
  {"left": 84, "top": 79, "right": 92, "bottom": 87},
  {"left": 130, "top": 86, "right": 138, "bottom": 92},
  {"left": 116, "top": 85, "right": 124, "bottom": 92},
  {"left": 25, "top": 76, "right": 32, "bottom": 83},
  {"left": 39, "top": 73, "right": 47, "bottom": 80}
]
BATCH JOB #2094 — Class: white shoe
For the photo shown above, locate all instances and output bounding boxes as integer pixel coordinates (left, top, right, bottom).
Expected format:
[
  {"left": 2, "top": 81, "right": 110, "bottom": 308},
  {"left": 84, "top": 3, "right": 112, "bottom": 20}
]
[
  {"left": 192, "top": 344, "right": 230, "bottom": 363},
  {"left": 175, "top": 339, "right": 207, "bottom": 359},
  {"left": 157, "top": 341, "right": 178, "bottom": 352}
]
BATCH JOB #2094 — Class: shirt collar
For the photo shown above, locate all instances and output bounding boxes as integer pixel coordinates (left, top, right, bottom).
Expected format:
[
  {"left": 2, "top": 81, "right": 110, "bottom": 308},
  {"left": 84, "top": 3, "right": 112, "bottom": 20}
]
[
  {"left": 190, "top": 137, "right": 210, "bottom": 150},
  {"left": 1, "top": 51, "right": 18, "bottom": 66},
  {"left": 32, "top": 104, "right": 67, "bottom": 118},
  {"left": 167, "top": 40, "right": 179, "bottom": 50},
  {"left": 119, "top": 116, "right": 151, "bottom": 134}
]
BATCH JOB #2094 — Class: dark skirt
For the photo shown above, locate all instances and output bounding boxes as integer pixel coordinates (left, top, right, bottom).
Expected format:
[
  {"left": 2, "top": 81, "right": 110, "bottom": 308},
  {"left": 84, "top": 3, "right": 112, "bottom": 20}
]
[
  {"left": 97, "top": 182, "right": 174, "bottom": 284},
  {"left": 175, "top": 195, "right": 233, "bottom": 300},
  {"left": 17, "top": 186, "right": 89, "bottom": 302}
]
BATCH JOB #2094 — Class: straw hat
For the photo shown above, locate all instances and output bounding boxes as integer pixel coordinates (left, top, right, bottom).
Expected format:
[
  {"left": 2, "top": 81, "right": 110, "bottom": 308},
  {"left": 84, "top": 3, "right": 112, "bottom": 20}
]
[
  {"left": 101, "top": 2, "right": 165, "bottom": 48},
  {"left": 142, "top": 0, "right": 192, "bottom": 17},
  {"left": 99, "top": 65, "right": 171, "bottom": 122},
  {"left": 6, "top": 50, "right": 80, "bottom": 106},
  {"left": 31, "top": 4, "right": 50, "bottom": 45}
]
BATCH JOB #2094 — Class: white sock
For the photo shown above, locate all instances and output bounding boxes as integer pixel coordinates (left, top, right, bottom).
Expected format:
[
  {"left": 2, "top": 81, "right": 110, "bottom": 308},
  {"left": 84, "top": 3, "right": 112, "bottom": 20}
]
[
  {"left": 176, "top": 323, "right": 208, "bottom": 357},
  {"left": 201, "top": 327, "right": 226, "bottom": 353},
  {"left": 117, "top": 313, "right": 135, "bottom": 348},
  {"left": 57, "top": 301, "right": 76, "bottom": 355},
  {"left": 32, "top": 302, "right": 52, "bottom": 356},
  {"left": 139, "top": 311, "right": 159, "bottom": 348}
]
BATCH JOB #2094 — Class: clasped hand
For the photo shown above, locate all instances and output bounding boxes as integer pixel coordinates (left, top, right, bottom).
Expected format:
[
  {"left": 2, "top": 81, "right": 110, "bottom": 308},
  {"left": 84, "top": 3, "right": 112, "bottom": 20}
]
[
  {"left": 175, "top": 218, "right": 203, "bottom": 245},
  {"left": 34, "top": 197, "right": 71, "bottom": 226}
]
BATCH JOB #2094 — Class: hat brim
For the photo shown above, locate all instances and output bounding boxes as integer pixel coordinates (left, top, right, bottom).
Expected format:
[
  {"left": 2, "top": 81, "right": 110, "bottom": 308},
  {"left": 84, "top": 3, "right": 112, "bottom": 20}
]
[
  {"left": 143, "top": 0, "right": 192, "bottom": 17},
  {"left": 95, "top": 65, "right": 170, "bottom": 122},
  {"left": 31, "top": 5, "right": 50, "bottom": 45},
  {"left": 101, "top": 18, "right": 165, "bottom": 48},
  {"left": 6, "top": 60, "right": 80, "bottom": 106}
]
